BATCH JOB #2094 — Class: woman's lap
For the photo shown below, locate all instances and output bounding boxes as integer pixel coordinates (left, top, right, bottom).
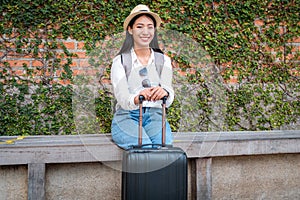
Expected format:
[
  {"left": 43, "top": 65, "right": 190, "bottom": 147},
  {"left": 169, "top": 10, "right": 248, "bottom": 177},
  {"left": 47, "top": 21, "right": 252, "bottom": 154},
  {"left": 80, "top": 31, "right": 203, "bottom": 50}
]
[{"left": 111, "top": 108, "right": 173, "bottom": 149}]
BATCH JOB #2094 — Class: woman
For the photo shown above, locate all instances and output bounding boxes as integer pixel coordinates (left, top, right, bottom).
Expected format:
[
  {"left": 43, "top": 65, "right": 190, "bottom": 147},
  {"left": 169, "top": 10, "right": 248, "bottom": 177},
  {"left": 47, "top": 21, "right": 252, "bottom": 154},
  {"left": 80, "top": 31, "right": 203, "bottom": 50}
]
[{"left": 111, "top": 5, "right": 174, "bottom": 149}]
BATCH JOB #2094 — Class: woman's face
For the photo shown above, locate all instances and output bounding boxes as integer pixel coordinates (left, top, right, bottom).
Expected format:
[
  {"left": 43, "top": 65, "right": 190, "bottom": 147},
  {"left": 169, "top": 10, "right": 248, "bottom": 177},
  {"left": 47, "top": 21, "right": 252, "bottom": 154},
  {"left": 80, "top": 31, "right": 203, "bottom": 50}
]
[{"left": 128, "top": 15, "right": 155, "bottom": 50}]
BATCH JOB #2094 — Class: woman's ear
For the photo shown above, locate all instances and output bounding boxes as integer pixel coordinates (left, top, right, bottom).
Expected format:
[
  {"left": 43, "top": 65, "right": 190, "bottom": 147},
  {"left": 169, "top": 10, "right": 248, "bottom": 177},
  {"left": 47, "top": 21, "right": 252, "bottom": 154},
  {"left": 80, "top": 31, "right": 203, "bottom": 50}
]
[{"left": 128, "top": 27, "right": 133, "bottom": 35}]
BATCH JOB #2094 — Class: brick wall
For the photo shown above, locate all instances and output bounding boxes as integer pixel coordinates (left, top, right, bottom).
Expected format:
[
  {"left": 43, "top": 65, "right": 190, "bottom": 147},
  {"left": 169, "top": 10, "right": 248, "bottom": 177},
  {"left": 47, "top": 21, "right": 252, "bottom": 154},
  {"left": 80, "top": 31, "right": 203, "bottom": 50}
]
[
  {"left": 0, "top": 37, "right": 93, "bottom": 84},
  {"left": 1, "top": 33, "right": 299, "bottom": 84}
]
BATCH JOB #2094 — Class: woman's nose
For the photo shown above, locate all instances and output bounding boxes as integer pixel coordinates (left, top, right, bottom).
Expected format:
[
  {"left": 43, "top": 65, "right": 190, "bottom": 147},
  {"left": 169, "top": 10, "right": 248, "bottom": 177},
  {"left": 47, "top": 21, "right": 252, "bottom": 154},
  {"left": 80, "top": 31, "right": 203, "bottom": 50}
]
[{"left": 141, "top": 27, "right": 151, "bottom": 35}]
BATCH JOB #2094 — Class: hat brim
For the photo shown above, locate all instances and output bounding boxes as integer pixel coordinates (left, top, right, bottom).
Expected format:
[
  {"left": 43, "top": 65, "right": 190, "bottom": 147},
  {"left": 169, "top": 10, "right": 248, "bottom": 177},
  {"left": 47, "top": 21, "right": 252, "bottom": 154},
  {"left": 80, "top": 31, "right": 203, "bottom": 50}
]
[{"left": 123, "top": 11, "right": 161, "bottom": 31}]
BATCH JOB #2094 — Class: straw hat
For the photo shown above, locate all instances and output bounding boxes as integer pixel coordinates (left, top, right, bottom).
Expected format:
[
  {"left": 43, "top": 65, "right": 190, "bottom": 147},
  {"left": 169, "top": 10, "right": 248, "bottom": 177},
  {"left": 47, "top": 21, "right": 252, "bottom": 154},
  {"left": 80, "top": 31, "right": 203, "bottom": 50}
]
[{"left": 123, "top": 4, "right": 162, "bottom": 31}]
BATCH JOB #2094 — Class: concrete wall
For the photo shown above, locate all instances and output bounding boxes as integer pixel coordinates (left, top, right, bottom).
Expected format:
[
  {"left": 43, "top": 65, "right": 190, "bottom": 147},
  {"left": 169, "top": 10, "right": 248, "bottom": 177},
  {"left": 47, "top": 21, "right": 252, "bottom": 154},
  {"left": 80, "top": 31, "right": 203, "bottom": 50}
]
[
  {"left": 0, "top": 165, "right": 27, "bottom": 200},
  {"left": 46, "top": 162, "right": 121, "bottom": 200},
  {"left": 1, "top": 155, "right": 299, "bottom": 200},
  {"left": 0, "top": 131, "right": 299, "bottom": 200},
  {"left": 212, "top": 154, "right": 300, "bottom": 199}
]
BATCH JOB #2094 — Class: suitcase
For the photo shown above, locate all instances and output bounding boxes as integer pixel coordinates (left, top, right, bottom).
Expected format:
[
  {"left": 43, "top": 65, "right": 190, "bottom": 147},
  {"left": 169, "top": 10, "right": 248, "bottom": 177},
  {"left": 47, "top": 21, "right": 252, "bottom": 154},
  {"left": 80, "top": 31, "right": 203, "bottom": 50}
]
[{"left": 122, "top": 96, "right": 188, "bottom": 200}]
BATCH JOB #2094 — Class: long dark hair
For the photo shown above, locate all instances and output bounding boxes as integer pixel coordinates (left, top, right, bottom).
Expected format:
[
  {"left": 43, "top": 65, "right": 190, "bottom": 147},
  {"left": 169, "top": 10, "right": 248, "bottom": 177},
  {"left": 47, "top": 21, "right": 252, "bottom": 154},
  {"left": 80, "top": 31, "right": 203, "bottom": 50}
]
[{"left": 117, "top": 13, "right": 163, "bottom": 55}]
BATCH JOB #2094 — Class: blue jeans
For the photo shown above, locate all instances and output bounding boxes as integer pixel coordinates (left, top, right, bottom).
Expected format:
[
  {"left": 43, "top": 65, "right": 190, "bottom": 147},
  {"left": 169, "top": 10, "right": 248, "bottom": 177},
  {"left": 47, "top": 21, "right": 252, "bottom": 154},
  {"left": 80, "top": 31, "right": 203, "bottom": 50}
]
[{"left": 111, "top": 107, "right": 173, "bottom": 149}]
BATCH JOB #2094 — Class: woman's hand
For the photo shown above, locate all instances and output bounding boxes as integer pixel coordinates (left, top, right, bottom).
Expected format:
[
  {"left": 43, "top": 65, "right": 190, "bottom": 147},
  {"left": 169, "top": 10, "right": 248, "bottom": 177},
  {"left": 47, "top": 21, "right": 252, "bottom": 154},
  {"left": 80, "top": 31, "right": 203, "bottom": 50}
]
[
  {"left": 134, "top": 87, "right": 153, "bottom": 104},
  {"left": 149, "top": 86, "right": 168, "bottom": 101},
  {"left": 134, "top": 86, "right": 168, "bottom": 105}
]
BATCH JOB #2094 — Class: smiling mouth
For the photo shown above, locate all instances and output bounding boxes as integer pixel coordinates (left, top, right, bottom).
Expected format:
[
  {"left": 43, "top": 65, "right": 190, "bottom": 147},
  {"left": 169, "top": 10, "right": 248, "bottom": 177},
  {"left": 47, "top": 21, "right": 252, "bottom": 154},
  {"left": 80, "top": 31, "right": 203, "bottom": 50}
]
[{"left": 140, "top": 37, "right": 151, "bottom": 42}]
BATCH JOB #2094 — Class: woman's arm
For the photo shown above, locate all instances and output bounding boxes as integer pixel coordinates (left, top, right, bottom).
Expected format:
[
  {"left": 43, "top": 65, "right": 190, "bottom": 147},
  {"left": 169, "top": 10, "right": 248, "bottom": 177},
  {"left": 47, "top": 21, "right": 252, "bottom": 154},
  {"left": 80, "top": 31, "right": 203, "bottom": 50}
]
[
  {"left": 111, "top": 55, "right": 138, "bottom": 110},
  {"left": 157, "top": 55, "right": 174, "bottom": 107}
]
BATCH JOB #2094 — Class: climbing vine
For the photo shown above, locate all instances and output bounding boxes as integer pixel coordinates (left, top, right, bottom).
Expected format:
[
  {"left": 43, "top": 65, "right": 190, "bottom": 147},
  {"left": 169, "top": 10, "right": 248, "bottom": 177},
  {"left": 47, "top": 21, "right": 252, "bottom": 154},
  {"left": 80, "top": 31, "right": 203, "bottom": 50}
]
[{"left": 0, "top": 0, "right": 299, "bottom": 135}]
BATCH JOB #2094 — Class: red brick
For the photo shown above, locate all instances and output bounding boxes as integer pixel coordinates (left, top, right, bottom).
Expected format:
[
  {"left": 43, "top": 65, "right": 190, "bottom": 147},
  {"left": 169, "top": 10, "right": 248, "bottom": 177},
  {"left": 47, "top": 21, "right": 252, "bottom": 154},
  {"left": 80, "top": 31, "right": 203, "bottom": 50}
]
[
  {"left": 293, "top": 37, "right": 300, "bottom": 43},
  {"left": 78, "top": 59, "right": 91, "bottom": 67},
  {"left": 289, "top": 69, "right": 299, "bottom": 76},
  {"left": 62, "top": 41, "right": 75, "bottom": 49},
  {"left": 72, "top": 69, "right": 81, "bottom": 76},
  {"left": 32, "top": 60, "right": 44, "bottom": 67},
  {"left": 38, "top": 43, "right": 45, "bottom": 49},
  {"left": 12, "top": 69, "right": 25, "bottom": 76},
  {"left": 58, "top": 79, "right": 71, "bottom": 85},
  {"left": 72, "top": 69, "right": 97, "bottom": 76},
  {"left": 229, "top": 78, "right": 238, "bottom": 84},
  {"left": 254, "top": 19, "right": 264, "bottom": 26},
  {"left": 7, "top": 60, "right": 30, "bottom": 67},
  {"left": 278, "top": 27, "right": 285, "bottom": 35},
  {"left": 73, "top": 51, "right": 87, "bottom": 59},
  {"left": 101, "top": 79, "right": 111, "bottom": 84},
  {"left": 291, "top": 45, "right": 300, "bottom": 52},
  {"left": 77, "top": 42, "right": 85, "bottom": 49},
  {"left": 177, "top": 70, "right": 187, "bottom": 76},
  {"left": 285, "top": 53, "right": 297, "bottom": 60},
  {"left": 61, "top": 60, "right": 77, "bottom": 67}
]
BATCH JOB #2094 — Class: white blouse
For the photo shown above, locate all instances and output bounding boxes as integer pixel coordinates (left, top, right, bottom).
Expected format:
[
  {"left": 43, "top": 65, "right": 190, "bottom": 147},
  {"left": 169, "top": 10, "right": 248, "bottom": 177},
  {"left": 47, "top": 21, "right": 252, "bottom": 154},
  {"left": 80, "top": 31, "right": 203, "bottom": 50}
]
[{"left": 111, "top": 48, "right": 174, "bottom": 111}]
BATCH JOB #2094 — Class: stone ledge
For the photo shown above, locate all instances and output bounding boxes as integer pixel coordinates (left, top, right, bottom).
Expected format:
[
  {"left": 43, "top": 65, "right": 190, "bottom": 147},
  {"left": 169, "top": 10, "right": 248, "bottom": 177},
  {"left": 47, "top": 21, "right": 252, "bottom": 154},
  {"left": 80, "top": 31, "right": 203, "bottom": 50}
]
[{"left": 0, "top": 130, "right": 299, "bottom": 165}]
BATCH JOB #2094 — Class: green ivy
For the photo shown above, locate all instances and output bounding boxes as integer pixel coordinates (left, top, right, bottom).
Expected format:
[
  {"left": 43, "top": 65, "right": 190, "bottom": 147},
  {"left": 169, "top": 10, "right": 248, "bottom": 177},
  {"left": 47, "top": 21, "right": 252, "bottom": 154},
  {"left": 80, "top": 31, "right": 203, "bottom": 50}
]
[{"left": 0, "top": 0, "right": 299, "bottom": 135}]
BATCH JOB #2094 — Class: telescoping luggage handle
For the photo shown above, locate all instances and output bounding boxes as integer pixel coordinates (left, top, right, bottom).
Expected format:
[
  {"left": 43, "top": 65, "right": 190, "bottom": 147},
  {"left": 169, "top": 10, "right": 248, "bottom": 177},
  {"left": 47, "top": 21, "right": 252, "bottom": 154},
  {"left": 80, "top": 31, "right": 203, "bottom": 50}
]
[{"left": 138, "top": 95, "right": 168, "bottom": 147}]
